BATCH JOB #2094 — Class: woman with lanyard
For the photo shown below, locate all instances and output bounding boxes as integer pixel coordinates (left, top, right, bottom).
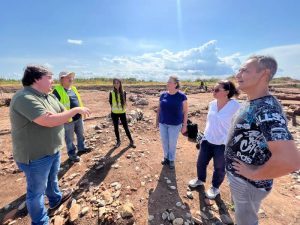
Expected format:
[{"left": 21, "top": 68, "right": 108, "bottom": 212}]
[
  {"left": 109, "top": 78, "right": 136, "bottom": 148},
  {"left": 188, "top": 80, "right": 240, "bottom": 199},
  {"left": 156, "top": 76, "right": 188, "bottom": 169}
]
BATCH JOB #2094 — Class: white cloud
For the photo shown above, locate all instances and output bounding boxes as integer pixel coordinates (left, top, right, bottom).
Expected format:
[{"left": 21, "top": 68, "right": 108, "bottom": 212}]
[
  {"left": 254, "top": 44, "right": 300, "bottom": 78},
  {"left": 97, "top": 40, "right": 240, "bottom": 81},
  {"left": 2, "top": 41, "right": 298, "bottom": 81},
  {"left": 67, "top": 39, "right": 83, "bottom": 45}
]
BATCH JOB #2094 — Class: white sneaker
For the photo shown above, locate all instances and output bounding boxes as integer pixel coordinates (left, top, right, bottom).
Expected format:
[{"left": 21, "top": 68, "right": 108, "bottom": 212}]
[
  {"left": 188, "top": 178, "right": 204, "bottom": 188},
  {"left": 205, "top": 186, "right": 220, "bottom": 199}
]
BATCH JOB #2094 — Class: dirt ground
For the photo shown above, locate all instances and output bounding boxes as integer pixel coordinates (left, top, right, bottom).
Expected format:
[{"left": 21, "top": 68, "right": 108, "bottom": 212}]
[{"left": 0, "top": 85, "right": 299, "bottom": 225}]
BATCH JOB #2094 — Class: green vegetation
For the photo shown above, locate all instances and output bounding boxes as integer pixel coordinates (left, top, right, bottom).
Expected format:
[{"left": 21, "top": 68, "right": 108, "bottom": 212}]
[
  {"left": 0, "top": 78, "right": 21, "bottom": 86},
  {"left": 269, "top": 76, "right": 300, "bottom": 84},
  {"left": 1, "top": 76, "right": 299, "bottom": 87}
]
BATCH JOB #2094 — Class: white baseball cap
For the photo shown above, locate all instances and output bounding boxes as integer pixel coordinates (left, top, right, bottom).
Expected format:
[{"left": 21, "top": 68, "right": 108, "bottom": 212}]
[{"left": 59, "top": 71, "right": 75, "bottom": 79}]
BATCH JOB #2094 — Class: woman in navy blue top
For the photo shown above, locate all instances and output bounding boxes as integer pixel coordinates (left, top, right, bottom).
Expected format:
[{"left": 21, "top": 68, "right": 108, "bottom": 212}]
[{"left": 156, "top": 76, "right": 188, "bottom": 169}]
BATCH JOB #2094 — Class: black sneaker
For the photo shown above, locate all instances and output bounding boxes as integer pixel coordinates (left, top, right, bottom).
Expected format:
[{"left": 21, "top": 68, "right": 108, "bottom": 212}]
[
  {"left": 115, "top": 141, "right": 121, "bottom": 148},
  {"left": 78, "top": 146, "right": 92, "bottom": 153},
  {"left": 48, "top": 189, "right": 72, "bottom": 216},
  {"left": 69, "top": 155, "right": 80, "bottom": 162},
  {"left": 129, "top": 141, "right": 136, "bottom": 148},
  {"left": 169, "top": 161, "right": 175, "bottom": 169},
  {"left": 161, "top": 158, "right": 169, "bottom": 165}
]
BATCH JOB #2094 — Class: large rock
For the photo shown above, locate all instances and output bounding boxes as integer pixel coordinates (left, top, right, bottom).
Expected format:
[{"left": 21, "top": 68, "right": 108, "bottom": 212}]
[
  {"left": 69, "top": 203, "right": 81, "bottom": 222},
  {"left": 127, "top": 109, "right": 144, "bottom": 123},
  {"left": 120, "top": 202, "right": 134, "bottom": 218},
  {"left": 100, "top": 190, "right": 113, "bottom": 205},
  {"left": 133, "top": 98, "right": 149, "bottom": 106},
  {"left": 80, "top": 206, "right": 89, "bottom": 216},
  {"left": 53, "top": 215, "right": 64, "bottom": 225},
  {"left": 0, "top": 98, "right": 11, "bottom": 107}
]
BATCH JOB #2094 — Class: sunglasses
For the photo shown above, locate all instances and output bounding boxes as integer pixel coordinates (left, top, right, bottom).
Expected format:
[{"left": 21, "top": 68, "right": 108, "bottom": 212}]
[{"left": 213, "top": 88, "right": 224, "bottom": 93}]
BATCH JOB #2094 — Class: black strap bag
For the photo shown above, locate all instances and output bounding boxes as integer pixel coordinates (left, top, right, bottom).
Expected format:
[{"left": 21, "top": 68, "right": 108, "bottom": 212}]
[{"left": 187, "top": 119, "right": 198, "bottom": 139}]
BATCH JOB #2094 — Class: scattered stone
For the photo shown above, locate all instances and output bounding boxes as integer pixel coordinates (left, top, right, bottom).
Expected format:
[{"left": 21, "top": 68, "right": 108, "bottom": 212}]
[
  {"left": 258, "top": 208, "right": 265, "bottom": 214},
  {"left": 96, "top": 165, "right": 104, "bottom": 170},
  {"left": 166, "top": 179, "right": 172, "bottom": 184},
  {"left": 120, "top": 202, "right": 134, "bottom": 218},
  {"left": 176, "top": 202, "right": 182, "bottom": 207},
  {"left": 80, "top": 206, "right": 89, "bottom": 216},
  {"left": 4, "top": 204, "right": 10, "bottom": 210},
  {"left": 111, "top": 182, "right": 122, "bottom": 190},
  {"left": 169, "top": 186, "right": 176, "bottom": 190},
  {"left": 169, "top": 212, "right": 175, "bottom": 221},
  {"left": 200, "top": 211, "right": 209, "bottom": 220},
  {"left": 8, "top": 220, "right": 17, "bottom": 225},
  {"left": 112, "top": 190, "right": 121, "bottom": 199},
  {"left": 99, "top": 207, "right": 106, "bottom": 217},
  {"left": 53, "top": 215, "right": 64, "bottom": 225},
  {"left": 133, "top": 98, "right": 149, "bottom": 106},
  {"left": 131, "top": 187, "right": 138, "bottom": 192},
  {"left": 162, "top": 212, "right": 168, "bottom": 220},
  {"left": 185, "top": 213, "right": 191, "bottom": 219},
  {"left": 173, "top": 218, "right": 184, "bottom": 225},
  {"left": 191, "top": 216, "right": 202, "bottom": 225},
  {"left": 94, "top": 125, "right": 102, "bottom": 130},
  {"left": 79, "top": 179, "right": 89, "bottom": 186},
  {"left": 148, "top": 215, "right": 154, "bottom": 221},
  {"left": 90, "top": 196, "right": 97, "bottom": 204},
  {"left": 101, "top": 191, "right": 113, "bottom": 205},
  {"left": 220, "top": 214, "right": 234, "bottom": 224},
  {"left": 111, "top": 164, "right": 120, "bottom": 169},
  {"left": 187, "top": 191, "right": 193, "bottom": 199},
  {"left": 17, "top": 201, "right": 26, "bottom": 211},
  {"left": 69, "top": 203, "right": 81, "bottom": 222}
]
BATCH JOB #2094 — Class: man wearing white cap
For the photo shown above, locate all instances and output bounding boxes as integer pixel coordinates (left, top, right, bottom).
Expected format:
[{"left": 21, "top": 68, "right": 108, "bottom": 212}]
[{"left": 53, "top": 71, "right": 91, "bottom": 162}]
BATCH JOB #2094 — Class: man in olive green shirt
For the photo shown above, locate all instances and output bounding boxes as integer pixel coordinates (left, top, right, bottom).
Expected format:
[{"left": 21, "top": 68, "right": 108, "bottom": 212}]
[{"left": 10, "top": 65, "right": 90, "bottom": 225}]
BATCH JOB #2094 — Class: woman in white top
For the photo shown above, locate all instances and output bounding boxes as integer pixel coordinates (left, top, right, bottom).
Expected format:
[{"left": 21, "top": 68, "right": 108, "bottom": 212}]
[{"left": 188, "top": 80, "right": 240, "bottom": 199}]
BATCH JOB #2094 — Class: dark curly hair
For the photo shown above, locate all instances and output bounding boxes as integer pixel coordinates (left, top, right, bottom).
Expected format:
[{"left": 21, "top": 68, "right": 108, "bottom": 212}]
[{"left": 22, "top": 65, "right": 51, "bottom": 86}]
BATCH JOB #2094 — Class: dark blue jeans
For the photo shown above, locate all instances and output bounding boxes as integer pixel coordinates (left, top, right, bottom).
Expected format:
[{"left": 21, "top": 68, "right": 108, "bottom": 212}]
[
  {"left": 197, "top": 140, "right": 226, "bottom": 188},
  {"left": 16, "top": 152, "right": 62, "bottom": 225}
]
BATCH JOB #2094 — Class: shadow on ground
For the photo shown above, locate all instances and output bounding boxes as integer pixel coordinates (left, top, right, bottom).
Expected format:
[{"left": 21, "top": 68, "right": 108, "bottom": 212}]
[
  {"left": 148, "top": 165, "right": 191, "bottom": 224},
  {"left": 190, "top": 185, "right": 234, "bottom": 225}
]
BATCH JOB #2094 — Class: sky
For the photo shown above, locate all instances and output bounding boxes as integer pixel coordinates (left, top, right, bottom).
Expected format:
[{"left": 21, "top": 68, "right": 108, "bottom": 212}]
[{"left": 0, "top": 0, "right": 300, "bottom": 81}]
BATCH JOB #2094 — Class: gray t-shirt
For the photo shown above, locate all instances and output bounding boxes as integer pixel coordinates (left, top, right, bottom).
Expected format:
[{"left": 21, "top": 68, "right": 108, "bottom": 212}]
[{"left": 10, "top": 86, "right": 65, "bottom": 164}]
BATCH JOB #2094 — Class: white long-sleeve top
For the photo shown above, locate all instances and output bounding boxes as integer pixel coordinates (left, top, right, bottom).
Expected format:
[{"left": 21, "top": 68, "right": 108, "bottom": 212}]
[{"left": 203, "top": 99, "right": 240, "bottom": 145}]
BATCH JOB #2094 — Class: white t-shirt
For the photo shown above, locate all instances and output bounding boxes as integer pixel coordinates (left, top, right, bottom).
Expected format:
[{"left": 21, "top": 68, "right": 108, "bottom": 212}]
[{"left": 203, "top": 99, "right": 240, "bottom": 145}]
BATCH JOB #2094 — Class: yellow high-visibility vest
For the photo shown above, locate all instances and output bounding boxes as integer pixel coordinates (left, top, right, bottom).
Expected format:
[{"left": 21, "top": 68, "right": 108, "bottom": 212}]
[
  {"left": 111, "top": 91, "right": 126, "bottom": 114},
  {"left": 53, "top": 85, "right": 83, "bottom": 122}
]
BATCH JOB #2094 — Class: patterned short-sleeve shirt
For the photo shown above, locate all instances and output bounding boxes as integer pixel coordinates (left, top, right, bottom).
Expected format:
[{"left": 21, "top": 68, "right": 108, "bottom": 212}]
[{"left": 225, "top": 95, "right": 293, "bottom": 189}]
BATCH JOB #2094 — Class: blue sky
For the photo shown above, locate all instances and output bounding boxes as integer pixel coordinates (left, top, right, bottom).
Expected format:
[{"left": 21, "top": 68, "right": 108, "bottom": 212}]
[{"left": 1, "top": 0, "right": 300, "bottom": 81}]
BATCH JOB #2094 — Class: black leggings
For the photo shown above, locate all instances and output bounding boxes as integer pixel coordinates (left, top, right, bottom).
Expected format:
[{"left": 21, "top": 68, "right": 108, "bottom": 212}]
[{"left": 111, "top": 112, "right": 133, "bottom": 142}]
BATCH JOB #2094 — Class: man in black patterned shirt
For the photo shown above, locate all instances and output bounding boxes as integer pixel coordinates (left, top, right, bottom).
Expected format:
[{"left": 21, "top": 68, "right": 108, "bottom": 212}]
[{"left": 225, "top": 55, "right": 300, "bottom": 225}]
